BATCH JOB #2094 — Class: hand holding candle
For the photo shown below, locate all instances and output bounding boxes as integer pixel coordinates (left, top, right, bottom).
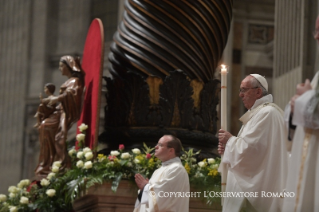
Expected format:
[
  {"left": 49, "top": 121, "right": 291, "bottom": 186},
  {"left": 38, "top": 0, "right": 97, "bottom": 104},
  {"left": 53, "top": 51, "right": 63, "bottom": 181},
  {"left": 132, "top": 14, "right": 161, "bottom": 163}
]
[{"left": 219, "top": 64, "right": 228, "bottom": 206}]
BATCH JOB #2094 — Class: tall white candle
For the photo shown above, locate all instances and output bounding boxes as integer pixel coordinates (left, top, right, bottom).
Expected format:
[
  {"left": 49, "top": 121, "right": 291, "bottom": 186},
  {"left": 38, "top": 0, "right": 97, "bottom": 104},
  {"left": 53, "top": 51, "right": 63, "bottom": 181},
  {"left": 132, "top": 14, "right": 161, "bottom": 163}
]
[
  {"left": 220, "top": 64, "right": 228, "bottom": 206},
  {"left": 220, "top": 65, "right": 227, "bottom": 131}
]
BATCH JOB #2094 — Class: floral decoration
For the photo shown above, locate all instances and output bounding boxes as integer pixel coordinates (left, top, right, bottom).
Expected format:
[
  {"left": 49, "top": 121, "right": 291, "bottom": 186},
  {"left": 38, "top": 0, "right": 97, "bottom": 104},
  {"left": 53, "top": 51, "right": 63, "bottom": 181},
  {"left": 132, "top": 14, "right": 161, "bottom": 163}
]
[{"left": 0, "top": 124, "right": 221, "bottom": 212}]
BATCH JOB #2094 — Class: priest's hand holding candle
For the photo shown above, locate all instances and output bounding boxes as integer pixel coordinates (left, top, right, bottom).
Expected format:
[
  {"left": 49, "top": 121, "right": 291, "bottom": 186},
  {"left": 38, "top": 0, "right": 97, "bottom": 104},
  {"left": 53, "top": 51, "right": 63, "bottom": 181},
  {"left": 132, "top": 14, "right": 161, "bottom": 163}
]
[{"left": 218, "top": 64, "right": 233, "bottom": 206}]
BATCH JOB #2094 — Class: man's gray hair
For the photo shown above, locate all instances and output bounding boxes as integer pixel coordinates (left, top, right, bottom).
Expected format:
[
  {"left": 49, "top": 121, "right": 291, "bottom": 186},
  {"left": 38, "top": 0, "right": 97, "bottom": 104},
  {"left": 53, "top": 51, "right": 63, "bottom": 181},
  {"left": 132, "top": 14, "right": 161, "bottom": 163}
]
[{"left": 249, "top": 76, "right": 268, "bottom": 96}]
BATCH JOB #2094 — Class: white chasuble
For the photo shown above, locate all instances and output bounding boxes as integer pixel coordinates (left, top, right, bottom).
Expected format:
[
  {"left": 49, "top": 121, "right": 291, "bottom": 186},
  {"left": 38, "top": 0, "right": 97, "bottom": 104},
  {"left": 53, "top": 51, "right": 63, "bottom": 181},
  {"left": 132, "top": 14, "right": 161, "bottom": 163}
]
[
  {"left": 283, "top": 72, "right": 319, "bottom": 212},
  {"left": 221, "top": 94, "right": 288, "bottom": 212},
  {"left": 134, "top": 157, "right": 189, "bottom": 212}
]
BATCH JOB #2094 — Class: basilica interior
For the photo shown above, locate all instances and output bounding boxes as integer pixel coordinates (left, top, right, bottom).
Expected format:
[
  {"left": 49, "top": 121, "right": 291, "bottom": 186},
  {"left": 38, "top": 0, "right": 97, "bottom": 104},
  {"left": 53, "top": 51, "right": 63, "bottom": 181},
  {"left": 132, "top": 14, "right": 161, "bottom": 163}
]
[{"left": 0, "top": 0, "right": 318, "bottom": 202}]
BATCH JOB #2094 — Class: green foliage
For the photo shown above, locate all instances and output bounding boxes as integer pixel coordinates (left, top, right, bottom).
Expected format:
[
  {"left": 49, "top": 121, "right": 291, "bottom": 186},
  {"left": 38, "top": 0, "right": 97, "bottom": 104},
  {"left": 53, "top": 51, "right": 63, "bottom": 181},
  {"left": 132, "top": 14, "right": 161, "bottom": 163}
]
[{"left": 0, "top": 143, "right": 221, "bottom": 212}]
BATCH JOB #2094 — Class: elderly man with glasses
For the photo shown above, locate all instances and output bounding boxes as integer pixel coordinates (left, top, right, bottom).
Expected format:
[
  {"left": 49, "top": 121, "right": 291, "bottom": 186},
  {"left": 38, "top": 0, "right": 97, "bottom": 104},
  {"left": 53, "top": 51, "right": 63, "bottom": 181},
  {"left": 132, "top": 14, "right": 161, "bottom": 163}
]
[
  {"left": 218, "top": 74, "right": 288, "bottom": 212},
  {"left": 133, "top": 135, "right": 190, "bottom": 212}
]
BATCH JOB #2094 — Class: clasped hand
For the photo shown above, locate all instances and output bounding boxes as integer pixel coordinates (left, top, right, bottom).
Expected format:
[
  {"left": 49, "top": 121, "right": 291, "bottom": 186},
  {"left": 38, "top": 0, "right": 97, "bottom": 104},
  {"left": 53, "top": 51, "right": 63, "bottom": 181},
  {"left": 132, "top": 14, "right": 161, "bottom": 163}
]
[
  {"left": 135, "top": 173, "right": 149, "bottom": 190},
  {"left": 218, "top": 129, "right": 233, "bottom": 155}
]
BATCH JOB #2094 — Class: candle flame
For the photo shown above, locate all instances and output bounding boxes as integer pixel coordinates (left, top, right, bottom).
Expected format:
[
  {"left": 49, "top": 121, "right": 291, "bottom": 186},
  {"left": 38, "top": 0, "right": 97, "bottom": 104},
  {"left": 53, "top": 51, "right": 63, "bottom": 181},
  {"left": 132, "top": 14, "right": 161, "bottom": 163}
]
[{"left": 221, "top": 64, "right": 226, "bottom": 69}]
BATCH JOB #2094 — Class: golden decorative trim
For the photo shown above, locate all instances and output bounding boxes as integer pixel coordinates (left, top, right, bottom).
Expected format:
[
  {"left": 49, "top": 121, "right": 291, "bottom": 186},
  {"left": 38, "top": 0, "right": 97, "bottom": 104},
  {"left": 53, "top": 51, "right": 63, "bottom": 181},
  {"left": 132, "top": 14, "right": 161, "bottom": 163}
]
[
  {"left": 150, "top": 187, "right": 159, "bottom": 212},
  {"left": 294, "top": 128, "right": 312, "bottom": 212}
]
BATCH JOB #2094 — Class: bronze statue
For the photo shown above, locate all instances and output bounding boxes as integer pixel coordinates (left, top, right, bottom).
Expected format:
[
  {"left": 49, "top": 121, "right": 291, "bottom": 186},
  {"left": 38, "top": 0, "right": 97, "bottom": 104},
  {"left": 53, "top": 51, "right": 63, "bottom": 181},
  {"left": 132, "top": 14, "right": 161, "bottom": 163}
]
[
  {"left": 35, "top": 55, "right": 85, "bottom": 179},
  {"left": 34, "top": 83, "right": 56, "bottom": 128}
]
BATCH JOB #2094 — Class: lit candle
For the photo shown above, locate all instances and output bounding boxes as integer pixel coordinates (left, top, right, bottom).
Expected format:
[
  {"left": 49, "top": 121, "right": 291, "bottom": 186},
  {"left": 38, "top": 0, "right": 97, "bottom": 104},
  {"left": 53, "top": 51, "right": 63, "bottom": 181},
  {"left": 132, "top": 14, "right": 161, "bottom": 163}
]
[
  {"left": 220, "top": 65, "right": 227, "bottom": 131},
  {"left": 220, "top": 64, "right": 228, "bottom": 206}
]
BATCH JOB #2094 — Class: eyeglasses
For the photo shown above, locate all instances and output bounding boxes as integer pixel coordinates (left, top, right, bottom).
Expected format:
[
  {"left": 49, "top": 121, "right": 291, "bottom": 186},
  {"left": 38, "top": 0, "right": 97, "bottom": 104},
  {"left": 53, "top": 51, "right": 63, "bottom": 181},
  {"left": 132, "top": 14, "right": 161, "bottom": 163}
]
[
  {"left": 313, "top": 29, "right": 319, "bottom": 37},
  {"left": 239, "top": 87, "right": 258, "bottom": 93},
  {"left": 155, "top": 143, "right": 172, "bottom": 148},
  {"left": 155, "top": 143, "right": 166, "bottom": 147}
]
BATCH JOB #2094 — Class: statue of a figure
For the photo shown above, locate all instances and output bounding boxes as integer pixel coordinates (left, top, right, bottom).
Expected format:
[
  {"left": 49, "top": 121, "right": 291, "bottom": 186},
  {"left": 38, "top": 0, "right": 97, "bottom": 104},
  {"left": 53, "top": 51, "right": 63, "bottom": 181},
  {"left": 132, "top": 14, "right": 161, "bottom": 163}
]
[
  {"left": 35, "top": 55, "right": 85, "bottom": 179},
  {"left": 34, "top": 83, "right": 56, "bottom": 128}
]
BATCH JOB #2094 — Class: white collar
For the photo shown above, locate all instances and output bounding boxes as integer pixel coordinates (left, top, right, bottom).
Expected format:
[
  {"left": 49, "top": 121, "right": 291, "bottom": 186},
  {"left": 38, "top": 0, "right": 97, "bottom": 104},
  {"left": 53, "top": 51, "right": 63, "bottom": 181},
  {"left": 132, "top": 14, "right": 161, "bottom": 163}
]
[
  {"left": 250, "top": 94, "right": 273, "bottom": 110},
  {"left": 162, "top": 157, "right": 180, "bottom": 167}
]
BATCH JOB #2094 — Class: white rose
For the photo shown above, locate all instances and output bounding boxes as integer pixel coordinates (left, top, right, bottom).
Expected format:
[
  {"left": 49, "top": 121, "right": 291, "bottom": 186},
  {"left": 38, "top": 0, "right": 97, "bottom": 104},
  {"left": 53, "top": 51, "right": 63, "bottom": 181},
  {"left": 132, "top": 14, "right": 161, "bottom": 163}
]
[
  {"left": 9, "top": 206, "right": 18, "bottom": 212},
  {"left": 51, "top": 166, "right": 59, "bottom": 173},
  {"left": 40, "top": 179, "right": 50, "bottom": 187},
  {"left": 78, "top": 123, "right": 88, "bottom": 132},
  {"left": 0, "top": 194, "right": 7, "bottom": 202},
  {"left": 132, "top": 148, "right": 141, "bottom": 154},
  {"left": 53, "top": 161, "right": 62, "bottom": 167},
  {"left": 121, "top": 152, "right": 130, "bottom": 159},
  {"left": 84, "top": 161, "right": 93, "bottom": 169},
  {"left": 134, "top": 158, "right": 140, "bottom": 164},
  {"left": 76, "top": 160, "right": 84, "bottom": 168},
  {"left": 20, "top": 196, "right": 29, "bottom": 204},
  {"left": 126, "top": 162, "right": 133, "bottom": 167},
  {"left": 76, "top": 133, "right": 85, "bottom": 142},
  {"left": 83, "top": 147, "right": 92, "bottom": 154},
  {"left": 111, "top": 151, "right": 120, "bottom": 156},
  {"left": 198, "top": 161, "right": 207, "bottom": 168},
  {"left": 77, "top": 151, "right": 84, "bottom": 159},
  {"left": 207, "top": 158, "right": 215, "bottom": 164},
  {"left": 8, "top": 186, "right": 18, "bottom": 193},
  {"left": 68, "top": 149, "right": 76, "bottom": 156},
  {"left": 47, "top": 172, "right": 56, "bottom": 180},
  {"left": 46, "top": 189, "right": 56, "bottom": 197},
  {"left": 212, "top": 164, "right": 219, "bottom": 169},
  {"left": 9, "top": 193, "right": 16, "bottom": 198},
  {"left": 85, "top": 152, "right": 93, "bottom": 160},
  {"left": 17, "top": 179, "right": 30, "bottom": 188}
]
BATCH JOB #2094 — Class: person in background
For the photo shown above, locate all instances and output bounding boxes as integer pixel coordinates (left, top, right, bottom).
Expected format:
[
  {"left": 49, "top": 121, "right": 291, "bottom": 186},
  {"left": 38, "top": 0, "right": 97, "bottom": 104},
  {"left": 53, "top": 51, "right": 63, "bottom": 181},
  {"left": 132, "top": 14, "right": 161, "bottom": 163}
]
[{"left": 282, "top": 15, "right": 319, "bottom": 212}]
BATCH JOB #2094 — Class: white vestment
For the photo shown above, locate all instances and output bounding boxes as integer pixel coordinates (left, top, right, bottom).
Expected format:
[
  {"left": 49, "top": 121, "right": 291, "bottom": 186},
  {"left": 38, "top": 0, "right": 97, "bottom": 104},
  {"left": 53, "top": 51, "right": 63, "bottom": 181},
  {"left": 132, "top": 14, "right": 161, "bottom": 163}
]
[
  {"left": 133, "top": 157, "right": 189, "bottom": 212},
  {"left": 282, "top": 72, "right": 319, "bottom": 212},
  {"left": 221, "top": 94, "right": 288, "bottom": 212}
]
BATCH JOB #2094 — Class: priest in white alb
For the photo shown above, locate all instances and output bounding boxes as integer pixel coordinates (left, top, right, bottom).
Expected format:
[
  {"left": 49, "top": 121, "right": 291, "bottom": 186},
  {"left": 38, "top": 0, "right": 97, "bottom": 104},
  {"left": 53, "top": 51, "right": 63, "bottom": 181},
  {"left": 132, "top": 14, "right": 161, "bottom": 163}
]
[
  {"left": 282, "top": 72, "right": 319, "bottom": 212},
  {"left": 133, "top": 135, "right": 189, "bottom": 212},
  {"left": 282, "top": 15, "right": 319, "bottom": 212},
  {"left": 218, "top": 74, "right": 288, "bottom": 212}
]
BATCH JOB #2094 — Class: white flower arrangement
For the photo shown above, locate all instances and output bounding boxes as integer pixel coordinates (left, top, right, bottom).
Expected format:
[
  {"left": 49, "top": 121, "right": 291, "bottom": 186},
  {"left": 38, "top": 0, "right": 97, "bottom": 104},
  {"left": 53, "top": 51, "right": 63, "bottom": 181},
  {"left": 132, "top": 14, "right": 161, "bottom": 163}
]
[
  {"left": 76, "top": 133, "right": 85, "bottom": 142},
  {"left": 85, "top": 152, "right": 93, "bottom": 160},
  {"left": 0, "top": 123, "right": 221, "bottom": 212},
  {"left": 46, "top": 189, "right": 56, "bottom": 197},
  {"left": 132, "top": 148, "right": 141, "bottom": 154},
  {"left": 76, "top": 160, "right": 84, "bottom": 168},
  {"left": 83, "top": 147, "right": 91, "bottom": 154},
  {"left": 40, "top": 179, "right": 50, "bottom": 187},
  {"left": 84, "top": 161, "right": 93, "bottom": 169},
  {"left": 77, "top": 151, "right": 84, "bottom": 159},
  {"left": 0, "top": 194, "right": 7, "bottom": 202},
  {"left": 52, "top": 161, "right": 61, "bottom": 167},
  {"left": 9, "top": 206, "right": 18, "bottom": 212},
  {"left": 19, "top": 196, "right": 29, "bottom": 204},
  {"left": 51, "top": 166, "right": 59, "bottom": 173},
  {"left": 78, "top": 123, "right": 88, "bottom": 132},
  {"left": 207, "top": 158, "right": 215, "bottom": 164},
  {"left": 120, "top": 152, "right": 131, "bottom": 159},
  {"left": 47, "top": 172, "right": 55, "bottom": 180},
  {"left": 110, "top": 150, "right": 120, "bottom": 156}
]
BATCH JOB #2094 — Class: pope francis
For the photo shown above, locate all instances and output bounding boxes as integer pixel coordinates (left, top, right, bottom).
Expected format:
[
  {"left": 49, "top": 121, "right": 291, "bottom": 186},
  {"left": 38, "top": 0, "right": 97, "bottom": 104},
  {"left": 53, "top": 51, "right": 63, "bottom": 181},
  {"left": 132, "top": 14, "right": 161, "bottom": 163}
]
[
  {"left": 133, "top": 135, "right": 190, "bottom": 212},
  {"left": 218, "top": 74, "right": 288, "bottom": 212}
]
